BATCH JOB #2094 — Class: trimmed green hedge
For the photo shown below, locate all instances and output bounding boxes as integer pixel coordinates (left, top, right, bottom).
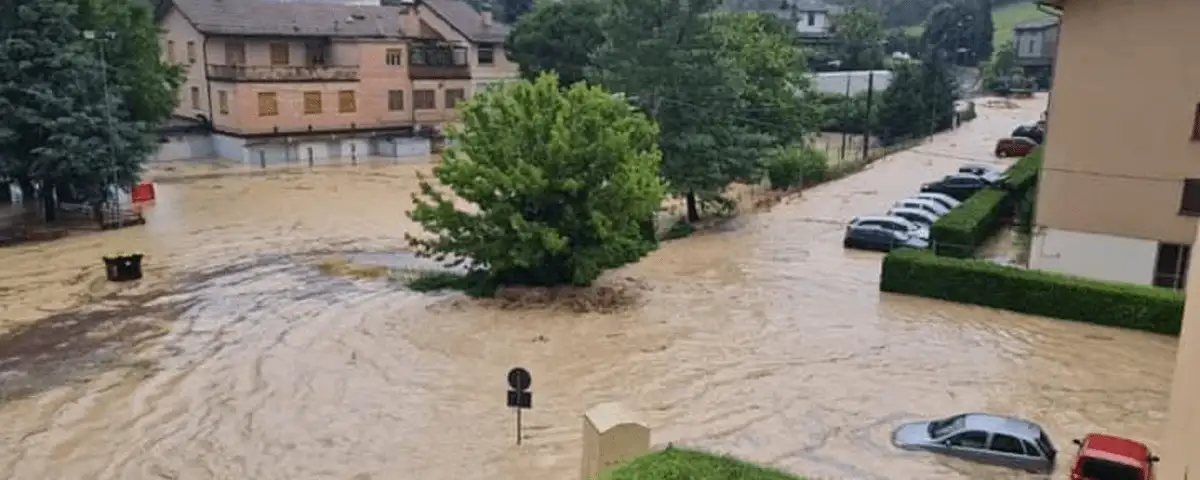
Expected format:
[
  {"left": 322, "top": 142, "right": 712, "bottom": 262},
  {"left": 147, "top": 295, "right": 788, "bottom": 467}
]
[
  {"left": 929, "top": 147, "right": 1045, "bottom": 257},
  {"left": 930, "top": 188, "right": 1008, "bottom": 257},
  {"left": 880, "top": 249, "right": 1184, "bottom": 335},
  {"left": 601, "top": 448, "right": 804, "bottom": 480}
]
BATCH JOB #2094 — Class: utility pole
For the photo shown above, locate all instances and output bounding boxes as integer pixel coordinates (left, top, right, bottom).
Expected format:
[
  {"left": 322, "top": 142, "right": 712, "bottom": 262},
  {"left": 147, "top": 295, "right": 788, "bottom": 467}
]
[
  {"left": 84, "top": 30, "right": 121, "bottom": 229},
  {"left": 839, "top": 72, "right": 850, "bottom": 160},
  {"left": 861, "top": 70, "right": 874, "bottom": 163}
]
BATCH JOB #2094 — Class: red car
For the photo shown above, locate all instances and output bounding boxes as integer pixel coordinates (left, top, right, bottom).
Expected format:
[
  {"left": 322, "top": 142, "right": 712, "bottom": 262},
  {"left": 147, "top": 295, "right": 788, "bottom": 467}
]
[
  {"left": 1071, "top": 433, "right": 1159, "bottom": 480},
  {"left": 995, "top": 136, "right": 1038, "bottom": 157}
]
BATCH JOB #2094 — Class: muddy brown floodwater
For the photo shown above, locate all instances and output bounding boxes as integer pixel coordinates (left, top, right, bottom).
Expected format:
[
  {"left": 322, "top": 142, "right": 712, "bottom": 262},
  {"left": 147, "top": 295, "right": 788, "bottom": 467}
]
[{"left": 0, "top": 95, "right": 1178, "bottom": 480}]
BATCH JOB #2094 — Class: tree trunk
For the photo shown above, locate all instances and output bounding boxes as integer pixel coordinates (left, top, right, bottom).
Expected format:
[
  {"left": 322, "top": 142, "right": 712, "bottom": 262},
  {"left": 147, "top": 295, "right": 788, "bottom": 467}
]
[
  {"left": 17, "top": 177, "right": 34, "bottom": 203},
  {"left": 685, "top": 190, "right": 700, "bottom": 223},
  {"left": 42, "top": 183, "right": 57, "bottom": 222}
]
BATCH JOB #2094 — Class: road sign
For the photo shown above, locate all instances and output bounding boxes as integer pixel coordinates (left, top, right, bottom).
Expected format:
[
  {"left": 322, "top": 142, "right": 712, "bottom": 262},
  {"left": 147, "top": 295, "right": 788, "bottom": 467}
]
[{"left": 506, "top": 367, "right": 532, "bottom": 445}]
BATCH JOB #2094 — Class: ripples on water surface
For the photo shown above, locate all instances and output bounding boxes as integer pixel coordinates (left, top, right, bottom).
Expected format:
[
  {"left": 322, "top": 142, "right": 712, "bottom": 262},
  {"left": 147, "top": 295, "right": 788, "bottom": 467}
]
[{"left": 0, "top": 97, "right": 1179, "bottom": 479}]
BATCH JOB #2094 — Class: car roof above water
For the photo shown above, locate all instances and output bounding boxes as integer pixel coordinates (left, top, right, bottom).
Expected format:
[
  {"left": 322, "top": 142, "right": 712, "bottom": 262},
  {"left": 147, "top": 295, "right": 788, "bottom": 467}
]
[
  {"left": 963, "top": 413, "right": 1044, "bottom": 440},
  {"left": 851, "top": 215, "right": 916, "bottom": 225}
]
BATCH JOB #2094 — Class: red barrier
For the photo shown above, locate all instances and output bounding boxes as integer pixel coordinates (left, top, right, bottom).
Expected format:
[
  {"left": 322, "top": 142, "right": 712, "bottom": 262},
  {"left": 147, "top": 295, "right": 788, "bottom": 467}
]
[{"left": 131, "top": 182, "right": 156, "bottom": 203}]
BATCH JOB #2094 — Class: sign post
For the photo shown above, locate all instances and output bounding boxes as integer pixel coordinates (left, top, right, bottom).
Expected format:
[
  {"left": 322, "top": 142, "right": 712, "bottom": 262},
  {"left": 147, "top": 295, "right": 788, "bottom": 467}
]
[{"left": 506, "top": 367, "right": 532, "bottom": 445}]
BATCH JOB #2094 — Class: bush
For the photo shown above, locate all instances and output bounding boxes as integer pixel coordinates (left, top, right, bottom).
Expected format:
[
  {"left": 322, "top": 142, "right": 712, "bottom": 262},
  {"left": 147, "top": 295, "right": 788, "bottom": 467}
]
[
  {"left": 765, "top": 146, "right": 828, "bottom": 189},
  {"left": 930, "top": 188, "right": 1008, "bottom": 257},
  {"left": 880, "top": 249, "right": 1184, "bottom": 335},
  {"left": 1002, "top": 147, "right": 1043, "bottom": 192},
  {"left": 601, "top": 448, "right": 804, "bottom": 480}
]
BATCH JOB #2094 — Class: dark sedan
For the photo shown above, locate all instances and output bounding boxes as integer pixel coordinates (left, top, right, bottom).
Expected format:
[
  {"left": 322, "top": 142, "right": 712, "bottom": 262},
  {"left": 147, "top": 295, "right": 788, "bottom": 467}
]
[{"left": 920, "top": 174, "right": 991, "bottom": 201}]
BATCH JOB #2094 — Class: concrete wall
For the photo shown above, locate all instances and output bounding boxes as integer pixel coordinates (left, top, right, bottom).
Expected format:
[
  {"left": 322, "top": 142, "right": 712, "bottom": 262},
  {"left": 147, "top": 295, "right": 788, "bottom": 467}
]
[
  {"left": 153, "top": 133, "right": 216, "bottom": 162},
  {"left": 1028, "top": 227, "right": 1158, "bottom": 285}
]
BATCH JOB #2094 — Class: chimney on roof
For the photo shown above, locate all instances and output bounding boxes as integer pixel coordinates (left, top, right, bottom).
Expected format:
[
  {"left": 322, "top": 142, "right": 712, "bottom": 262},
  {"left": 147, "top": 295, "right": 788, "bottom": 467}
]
[
  {"left": 480, "top": 3, "right": 492, "bottom": 28},
  {"left": 398, "top": 0, "right": 420, "bottom": 36}
]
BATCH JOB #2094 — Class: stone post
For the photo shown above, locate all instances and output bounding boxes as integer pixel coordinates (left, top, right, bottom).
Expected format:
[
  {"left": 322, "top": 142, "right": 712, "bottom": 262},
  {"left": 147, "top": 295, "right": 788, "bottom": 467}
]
[{"left": 580, "top": 402, "right": 650, "bottom": 480}]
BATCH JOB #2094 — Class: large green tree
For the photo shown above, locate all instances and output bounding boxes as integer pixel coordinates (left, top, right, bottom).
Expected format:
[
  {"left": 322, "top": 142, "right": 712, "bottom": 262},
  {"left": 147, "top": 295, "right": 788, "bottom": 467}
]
[
  {"left": 711, "top": 12, "right": 820, "bottom": 146},
  {"left": 406, "top": 74, "right": 665, "bottom": 289},
  {"left": 589, "top": 0, "right": 770, "bottom": 222},
  {"left": 505, "top": 0, "right": 606, "bottom": 86},
  {"left": 875, "top": 55, "right": 957, "bottom": 142},
  {"left": 829, "top": 7, "right": 886, "bottom": 70},
  {"left": 0, "top": 0, "right": 180, "bottom": 221},
  {"left": 922, "top": 1, "right": 988, "bottom": 65},
  {"left": 494, "top": 0, "right": 535, "bottom": 24}
]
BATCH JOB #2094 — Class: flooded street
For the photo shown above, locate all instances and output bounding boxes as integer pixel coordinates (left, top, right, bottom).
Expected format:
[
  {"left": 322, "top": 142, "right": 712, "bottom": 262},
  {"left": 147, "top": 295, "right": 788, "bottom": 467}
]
[{"left": 0, "top": 95, "right": 1177, "bottom": 479}]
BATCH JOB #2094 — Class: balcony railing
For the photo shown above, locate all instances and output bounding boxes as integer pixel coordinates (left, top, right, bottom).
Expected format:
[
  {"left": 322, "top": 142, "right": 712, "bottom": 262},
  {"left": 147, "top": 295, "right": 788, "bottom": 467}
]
[
  {"left": 206, "top": 64, "right": 360, "bottom": 82},
  {"left": 409, "top": 45, "right": 471, "bottom": 80}
]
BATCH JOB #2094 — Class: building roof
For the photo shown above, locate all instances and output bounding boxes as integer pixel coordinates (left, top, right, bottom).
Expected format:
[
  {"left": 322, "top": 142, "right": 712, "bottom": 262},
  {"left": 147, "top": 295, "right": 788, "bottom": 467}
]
[
  {"left": 421, "top": 0, "right": 509, "bottom": 43},
  {"left": 170, "top": 0, "right": 407, "bottom": 37},
  {"left": 1013, "top": 16, "right": 1059, "bottom": 31}
]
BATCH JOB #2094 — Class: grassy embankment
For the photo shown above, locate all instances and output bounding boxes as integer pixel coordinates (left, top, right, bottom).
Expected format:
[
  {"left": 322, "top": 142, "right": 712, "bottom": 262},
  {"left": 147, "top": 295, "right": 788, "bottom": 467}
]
[{"left": 600, "top": 448, "right": 804, "bottom": 480}]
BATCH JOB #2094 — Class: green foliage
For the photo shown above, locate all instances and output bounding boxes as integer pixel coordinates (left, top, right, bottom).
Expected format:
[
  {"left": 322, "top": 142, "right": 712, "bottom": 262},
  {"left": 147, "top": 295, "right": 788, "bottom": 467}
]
[
  {"left": 494, "top": 0, "right": 534, "bottom": 24},
  {"left": 1001, "top": 146, "right": 1042, "bottom": 191},
  {"left": 601, "top": 448, "right": 805, "bottom": 480},
  {"left": 405, "top": 75, "right": 666, "bottom": 289},
  {"left": 880, "top": 249, "right": 1185, "bottom": 336},
  {"left": 884, "top": 30, "right": 924, "bottom": 56},
  {"left": 589, "top": 0, "right": 774, "bottom": 221},
  {"left": 662, "top": 218, "right": 695, "bottom": 241},
  {"left": 876, "top": 56, "right": 957, "bottom": 143},
  {"left": 813, "top": 92, "right": 876, "bottom": 134},
  {"left": 765, "top": 146, "right": 828, "bottom": 190},
  {"left": 930, "top": 188, "right": 1007, "bottom": 257},
  {"left": 711, "top": 12, "right": 819, "bottom": 144},
  {"left": 921, "top": 0, "right": 992, "bottom": 66},
  {"left": 505, "top": 0, "right": 606, "bottom": 86},
  {"left": 829, "top": 8, "right": 886, "bottom": 70},
  {"left": 1015, "top": 186, "right": 1036, "bottom": 234}
]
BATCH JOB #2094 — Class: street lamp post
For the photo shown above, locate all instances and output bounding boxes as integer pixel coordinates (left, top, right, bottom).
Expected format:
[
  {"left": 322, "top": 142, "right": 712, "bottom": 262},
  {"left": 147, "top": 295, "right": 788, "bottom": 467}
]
[{"left": 83, "top": 30, "right": 122, "bottom": 228}]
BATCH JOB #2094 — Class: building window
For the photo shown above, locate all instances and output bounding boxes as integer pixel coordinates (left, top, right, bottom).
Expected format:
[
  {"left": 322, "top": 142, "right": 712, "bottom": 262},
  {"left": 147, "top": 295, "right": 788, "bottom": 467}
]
[
  {"left": 477, "top": 46, "right": 494, "bottom": 65},
  {"left": 1181, "top": 179, "right": 1200, "bottom": 215},
  {"left": 388, "top": 90, "right": 404, "bottom": 111},
  {"left": 338, "top": 90, "right": 356, "bottom": 113},
  {"left": 1192, "top": 103, "right": 1200, "bottom": 141},
  {"left": 225, "top": 42, "right": 246, "bottom": 64},
  {"left": 269, "top": 43, "right": 289, "bottom": 66},
  {"left": 258, "top": 92, "right": 278, "bottom": 116},
  {"left": 305, "top": 44, "right": 325, "bottom": 65},
  {"left": 218, "top": 90, "right": 229, "bottom": 114},
  {"left": 386, "top": 48, "right": 404, "bottom": 66},
  {"left": 445, "top": 88, "right": 465, "bottom": 108},
  {"left": 807, "top": 12, "right": 816, "bottom": 26},
  {"left": 414, "top": 89, "right": 436, "bottom": 110},
  {"left": 1154, "top": 243, "right": 1190, "bottom": 290},
  {"left": 186, "top": 41, "right": 196, "bottom": 64},
  {"left": 190, "top": 87, "right": 200, "bottom": 109},
  {"left": 303, "top": 91, "right": 322, "bottom": 114},
  {"left": 166, "top": 40, "right": 175, "bottom": 63}
]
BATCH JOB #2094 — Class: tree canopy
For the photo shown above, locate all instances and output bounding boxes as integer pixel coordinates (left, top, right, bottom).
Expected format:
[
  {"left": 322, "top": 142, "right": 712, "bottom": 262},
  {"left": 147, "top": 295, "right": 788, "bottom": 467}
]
[
  {"left": 921, "top": 0, "right": 993, "bottom": 66},
  {"left": 876, "top": 55, "right": 958, "bottom": 143},
  {"left": 406, "top": 74, "right": 665, "bottom": 289},
  {"left": 828, "top": 7, "right": 886, "bottom": 70},
  {"left": 493, "top": 0, "right": 534, "bottom": 24},
  {"left": 505, "top": 0, "right": 606, "bottom": 86}
]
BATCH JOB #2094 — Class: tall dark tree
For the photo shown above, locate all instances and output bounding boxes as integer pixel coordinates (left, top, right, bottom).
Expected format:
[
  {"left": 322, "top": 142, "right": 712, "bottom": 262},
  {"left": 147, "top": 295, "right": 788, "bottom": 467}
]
[
  {"left": 493, "top": 0, "right": 534, "bottom": 24},
  {"left": 921, "top": 2, "right": 982, "bottom": 65},
  {"left": 876, "top": 55, "right": 957, "bottom": 142},
  {"left": 590, "top": 0, "right": 770, "bottom": 222},
  {"left": 829, "top": 7, "right": 886, "bottom": 70},
  {"left": 505, "top": 0, "right": 606, "bottom": 86},
  {"left": 973, "top": 0, "right": 995, "bottom": 62}
]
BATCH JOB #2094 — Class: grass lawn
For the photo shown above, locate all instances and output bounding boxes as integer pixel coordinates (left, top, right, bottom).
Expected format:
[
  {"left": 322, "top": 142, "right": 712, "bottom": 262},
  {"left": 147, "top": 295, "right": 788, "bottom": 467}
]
[
  {"left": 899, "top": 1, "right": 1054, "bottom": 54},
  {"left": 600, "top": 448, "right": 804, "bottom": 480}
]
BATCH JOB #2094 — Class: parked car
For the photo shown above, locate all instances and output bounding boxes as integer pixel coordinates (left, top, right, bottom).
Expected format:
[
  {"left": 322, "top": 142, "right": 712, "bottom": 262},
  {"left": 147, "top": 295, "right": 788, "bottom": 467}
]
[
  {"left": 913, "top": 192, "right": 962, "bottom": 210},
  {"left": 957, "top": 164, "right": 1006, "bottom": 184},
  {"left": 995, "top": 137, "right": 1038, "bottom": 157},
  {"left": 848, "top": 215, "right": 930, "bottom": 240},
  {"left": 1071, "top": 434, "right": 1158, "bottom": 480},
  {"left": 843, "top": 223, "right": 928, "bottom": 252},
  {"left": 1012, "top": 124, "right": 1045, "bottom": 144},
  {"left": 920, "top": 174, "right": 991, "bottom": 201},
  {"left": 887, "top": 207, "right": 940, "bottom": 227},
  {"left": 892, "top": 413, "right": 1057, "bottom": 474},
  {"left": 894, "top": 198, "right": 951, "bottom": 216}
]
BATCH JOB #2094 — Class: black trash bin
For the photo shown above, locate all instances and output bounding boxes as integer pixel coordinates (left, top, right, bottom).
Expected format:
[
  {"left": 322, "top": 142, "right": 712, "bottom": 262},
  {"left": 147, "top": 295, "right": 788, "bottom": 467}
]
[{"left": 103, "top": 254, "right": 144, "bottom": 282}]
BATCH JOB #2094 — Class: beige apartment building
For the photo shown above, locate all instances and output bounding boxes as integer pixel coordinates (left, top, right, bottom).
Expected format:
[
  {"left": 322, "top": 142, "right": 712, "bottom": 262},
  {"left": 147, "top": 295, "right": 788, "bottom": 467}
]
[
  {"left": 1030, "top": 0, "right": 1200, "bottom": 476},
  {"left": 156, "top": 0, "right": 517, "bottom": 164}
]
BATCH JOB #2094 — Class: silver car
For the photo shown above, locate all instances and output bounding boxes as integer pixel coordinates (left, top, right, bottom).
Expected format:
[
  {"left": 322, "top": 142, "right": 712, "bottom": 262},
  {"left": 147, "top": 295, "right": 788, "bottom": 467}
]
[
  {"left": 892, "top": 413, "right": 1057, "bottom": 474},
  {"left": 912, "top": 192, "right": 961, "bottom": 210}
]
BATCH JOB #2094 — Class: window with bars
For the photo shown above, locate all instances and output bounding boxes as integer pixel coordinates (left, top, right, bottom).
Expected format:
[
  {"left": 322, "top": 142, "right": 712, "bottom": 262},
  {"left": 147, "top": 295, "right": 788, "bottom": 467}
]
[
  {"left": 186, "top": 41, "right": 196, "bottom": 63},
  {"left": 303, "top": 91, "right": 322, "bottom": 114},
  {"left": 414, "top": 89, "right": 436, "bottom": 110},
  {"left": 190, "top": 87, "right": 200, "bottom": 109},
  {"left": 338, "top": 90, "right": 356, "bottom": 113},
  {"left": 218, "top": 91, "right": 229, "bottom": 114},
  {"left": 269, "top": 43, "right": 289, "bottom": 65},
  {"left": 225, "top": 42, "right": 246, "bottom": 64},
  {"left": 444, "top": 88, "right": 465, "bottom": 108},
  {"left": 257, "top": 92, "right": 278, "bottom": 116},
  {"left": 477, "top": 46, "right": 494, "bottom": 65},
  {"left": 388, "top": 90, "right": 404, "bottom": 111},
  {"left": 386, "top": 48, "right": 404, "bottom": 66},
  {"left": 1154, "top": 243, "right": 1190, "bottom": 290}
]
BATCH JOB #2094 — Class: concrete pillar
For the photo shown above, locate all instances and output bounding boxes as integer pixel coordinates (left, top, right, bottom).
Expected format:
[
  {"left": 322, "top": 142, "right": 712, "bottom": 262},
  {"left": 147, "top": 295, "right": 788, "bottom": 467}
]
[
  {"left": 1160, "top": 220, "right": 1200, "bottom": 478},
  {"left": 580, "top": 402, "right": 650, "bottom": 480}
]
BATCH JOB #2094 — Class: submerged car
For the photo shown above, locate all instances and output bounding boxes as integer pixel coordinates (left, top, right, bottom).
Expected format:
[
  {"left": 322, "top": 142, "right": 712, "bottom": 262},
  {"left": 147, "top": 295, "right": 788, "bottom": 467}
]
[
  {"left": 843, "top": 223, "right": 928, "bottom": 252},
  {"left": 1071, "top": 433, "right": 1158, "bottom": 480},
  {"left": 892, "top": 413, "right": 1057, "bottom": 474},
  {"left": 886, "top": 207, "right": 940, "bottom": 228},
  {"left": 848, "top": 215, "right": 929, "bottom": 240},
  {"left": 912, "top": 192, "right": 962, "bottom": 210},
  {"left": 920, "top": 174, "right": 991, "bottom": 201},
  {"left": 894, "top": 198, "right": 951, "bottom": 216},
  {"left": 957, "top": 164, "right": 1006, "bottom": 184},
  {"left": 995, "top": 136, "right": 1038, "bottom": 158}
]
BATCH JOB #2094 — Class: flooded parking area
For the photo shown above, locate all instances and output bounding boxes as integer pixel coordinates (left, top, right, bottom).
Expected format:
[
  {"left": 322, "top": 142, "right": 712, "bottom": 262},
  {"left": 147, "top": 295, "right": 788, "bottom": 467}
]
[{"left": 0, "top": 96, "right": 1177, "bottom": 479}]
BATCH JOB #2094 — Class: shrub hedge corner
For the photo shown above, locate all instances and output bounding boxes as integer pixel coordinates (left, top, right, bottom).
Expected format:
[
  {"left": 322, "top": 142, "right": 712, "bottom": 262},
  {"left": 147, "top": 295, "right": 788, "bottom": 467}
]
[
  {"left": 929, "top": 188, "right": 1008, "bottom": 257},
  {"left": 880, "top": 249, "right": 1184, "bottom": 336},
  {"left": 1002, "top": 147, "right": 1043, "bottom": 192}
]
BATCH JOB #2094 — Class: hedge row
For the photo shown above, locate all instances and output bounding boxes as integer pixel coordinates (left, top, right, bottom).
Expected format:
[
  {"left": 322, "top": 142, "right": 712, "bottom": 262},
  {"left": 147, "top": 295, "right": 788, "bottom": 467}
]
[
  {"left": 929, "top": 148, "right": 1044, "bottom": 257},
  {"left": 602, "top": 448, "right": 803, "bottom": 480},
  {"left": 880, "top": 249, "right": 1184, "bottom": 335}
]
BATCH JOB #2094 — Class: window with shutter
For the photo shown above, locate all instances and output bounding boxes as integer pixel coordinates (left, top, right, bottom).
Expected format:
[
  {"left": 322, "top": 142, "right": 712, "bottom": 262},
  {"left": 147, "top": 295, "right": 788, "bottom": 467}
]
[
  {"left": 258, "top": 92, "right": 278, "bottom": 116},
  {"left": 338, "top": 90, "right": 356, "bottom": 113},
  {"left": 304, "top": 91, "right": 322, "bottom": 114}
]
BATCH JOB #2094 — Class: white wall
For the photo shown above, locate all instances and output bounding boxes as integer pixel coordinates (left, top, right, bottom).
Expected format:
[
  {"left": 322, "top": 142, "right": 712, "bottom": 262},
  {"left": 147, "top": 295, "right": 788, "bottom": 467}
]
[
  {"left": 154, "top": 133, "right": 215, "bottom": 162},
  {"left": 810, "top": 70, "right": 893, "bottom": 96},
  {"left": 1029, "top": 227, "right": 1159, "bottom": 285},
  {"left": 213, "top": 134, "right": 248, "bottom": 163},
  {"left": 795, "top": 11, "right": 829, "bottom": 34}
]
